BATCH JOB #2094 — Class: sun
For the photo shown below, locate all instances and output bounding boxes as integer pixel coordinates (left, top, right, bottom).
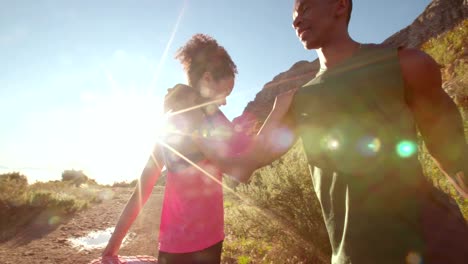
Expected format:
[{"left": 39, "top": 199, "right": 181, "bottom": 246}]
[{"left": 77, "top": 91, "right": 166, "bottom": 184}]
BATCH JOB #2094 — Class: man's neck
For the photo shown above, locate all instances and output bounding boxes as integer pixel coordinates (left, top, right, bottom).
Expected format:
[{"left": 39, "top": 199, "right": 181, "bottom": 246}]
[{"left": 316, "top": 35, "right": 360, "bottom": 70}]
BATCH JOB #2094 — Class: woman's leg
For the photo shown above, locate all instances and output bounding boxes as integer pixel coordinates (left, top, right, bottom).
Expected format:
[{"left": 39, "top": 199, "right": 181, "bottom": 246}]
[{"left": 158, "top": 241, "right": 223, "bottom": 264}]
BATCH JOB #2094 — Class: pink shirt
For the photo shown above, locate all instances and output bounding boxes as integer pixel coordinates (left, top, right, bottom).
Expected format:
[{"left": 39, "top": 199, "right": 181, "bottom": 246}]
[
  {"left": 157, "top": 107, "right": 250, "bottom": 253},
  {"left": 158, "top": 159, "right": 224, "bottom": 253}
]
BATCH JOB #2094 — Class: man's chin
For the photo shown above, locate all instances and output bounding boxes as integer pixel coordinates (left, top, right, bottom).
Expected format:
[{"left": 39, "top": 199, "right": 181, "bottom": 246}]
[
  {"left": 303, "top": 42, "right": 317, "bottom": 50},
  {"left": 301, "top": 39, "right": 319, "bottom": 50}
]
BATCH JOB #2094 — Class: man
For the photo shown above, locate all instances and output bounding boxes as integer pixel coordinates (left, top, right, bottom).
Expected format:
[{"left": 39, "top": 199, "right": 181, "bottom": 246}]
[{"left": 197, "top": 0, "right": 468, "bottom": 263}]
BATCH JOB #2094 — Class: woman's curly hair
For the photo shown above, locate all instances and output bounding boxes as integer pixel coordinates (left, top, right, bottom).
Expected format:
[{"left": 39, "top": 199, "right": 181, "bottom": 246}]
[{"left": 175, "top": 34, "right": 237, "bottom": 87}]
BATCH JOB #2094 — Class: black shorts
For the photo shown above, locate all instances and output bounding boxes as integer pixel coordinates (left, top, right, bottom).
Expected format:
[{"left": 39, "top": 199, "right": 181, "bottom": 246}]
[{"left": 157, "top": 241, "right": 223, "bottom": 264}]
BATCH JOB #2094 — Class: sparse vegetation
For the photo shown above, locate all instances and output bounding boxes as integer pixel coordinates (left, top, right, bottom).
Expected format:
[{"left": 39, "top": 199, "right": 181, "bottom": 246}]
[
  {"left": 62, "top": 169, "right": 96, "bottom": 187},
  {"left": 223, "top": 142, "right": 330, "bottom": 263},
  {"left": 420, "top": 18, "right": 468, "bottom": 219},
  {"left": 422, "top": 19, "right": 468, "bottom": 115},
  {"left": 0, "top": 172, "right": 104, "bottom": 241},
  {"left": 422, "top": 19, "right": 467, "bottom": 79},
  {"left": 112, "top": 179, "right": 139, "bottom": 188}
]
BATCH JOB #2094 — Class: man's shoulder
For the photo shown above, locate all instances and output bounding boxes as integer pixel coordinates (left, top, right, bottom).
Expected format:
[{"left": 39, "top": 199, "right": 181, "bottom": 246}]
[
  {"left": 398, "top": 48, "right": 439, "bottom": 68},
  {"left": 397, "top": 47, "right": 442, "bottom": 93},
  {"left": 398, "top": 48, "right": 440, "bottom": 79}
]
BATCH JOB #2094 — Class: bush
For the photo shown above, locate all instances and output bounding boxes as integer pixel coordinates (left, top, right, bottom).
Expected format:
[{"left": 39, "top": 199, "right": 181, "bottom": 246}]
[
  {"left": 422, "top": 19, "right": 467, "bottom": 78},
  {"left": 223, "top": 142, "right": 331, "bottom": 263},
  {"left": 61, "top": 169, "right": 89, "bottom": 187},
  {"left": 0, "top": 172, "right": 28, "bottom": 207},
  {"left": 422, "top": 19, "right": 468, "bottom": 113},
  {"left": 112, "top": 179, "right": 138, "bottom": 188},
  {"left": 1, "top": 174, "right": 99, "bottom": 241}
]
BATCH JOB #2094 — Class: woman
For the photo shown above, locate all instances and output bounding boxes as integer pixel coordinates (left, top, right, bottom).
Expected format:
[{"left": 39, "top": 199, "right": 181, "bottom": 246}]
[{"left": 102, "top": 34, "right": 240, "bottom": 264}]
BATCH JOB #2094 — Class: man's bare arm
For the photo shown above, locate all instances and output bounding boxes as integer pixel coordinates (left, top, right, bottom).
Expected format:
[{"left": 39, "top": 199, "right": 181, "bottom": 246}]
[
  {"left": 256, "top": 89, "right": 299, "bottom": 166},
  {"left": 400, "top": 48, "right": 468, "bottom": 198},
  {"left": 194, "top": 89, "right": 298, "bottom": 182}
]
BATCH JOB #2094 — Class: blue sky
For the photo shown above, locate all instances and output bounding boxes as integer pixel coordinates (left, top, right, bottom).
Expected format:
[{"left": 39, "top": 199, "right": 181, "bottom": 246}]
[{"left": 0, "top": 0, "right": 431, "bottom": 184}]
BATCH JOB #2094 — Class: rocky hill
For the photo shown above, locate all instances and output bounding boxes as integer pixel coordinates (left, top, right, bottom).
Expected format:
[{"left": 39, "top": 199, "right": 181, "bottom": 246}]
[
  {"left": 233, "top": 0, "right": 468, "bottom": 132},
  {"left": 383, "top": 0, "right": 468, "bottom": 48}
]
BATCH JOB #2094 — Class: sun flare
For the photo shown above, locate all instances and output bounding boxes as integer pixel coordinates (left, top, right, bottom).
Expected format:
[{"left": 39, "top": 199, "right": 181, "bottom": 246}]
[{"left": 77, "top": 90, "right": 166, "bottom": 184}]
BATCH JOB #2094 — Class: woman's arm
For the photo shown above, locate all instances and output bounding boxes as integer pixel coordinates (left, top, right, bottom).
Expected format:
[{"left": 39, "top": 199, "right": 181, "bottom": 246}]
[
  {"left": 102, "top": 144, "right": 165, "bottom": 257},
  {"left": 400, "top": 48, "right": 468, "bottom": 198}
]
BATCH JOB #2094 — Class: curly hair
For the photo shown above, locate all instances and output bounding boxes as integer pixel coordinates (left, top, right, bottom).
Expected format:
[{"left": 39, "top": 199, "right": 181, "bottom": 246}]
[{"left": 175, "top": 34, "right": 237, "bottom": 87}]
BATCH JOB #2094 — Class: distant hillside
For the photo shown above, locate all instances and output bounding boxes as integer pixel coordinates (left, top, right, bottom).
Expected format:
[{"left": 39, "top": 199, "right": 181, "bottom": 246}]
[{"left": 233, "top": 0, "right": 468, "bottom": 132}]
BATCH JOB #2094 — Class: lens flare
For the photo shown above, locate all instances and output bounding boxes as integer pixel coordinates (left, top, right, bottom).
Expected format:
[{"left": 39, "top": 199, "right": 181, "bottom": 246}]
[
  {"left": 396, "top": 140, "right": 417, "bottom": 158},
  {"left": 98, "top": 189, "right": 114, "bottom": 201},
  {"left": 269, "top": 127, "right": 294, "bottom": 153},
  {"left": 328, "top": 140, "right": 339, "bottom": 150},
  {"left": 406, "top": 251, "right": 423, "bottom": 264},
  {"left": 48, "top": 216, "right": 61, "bottom": 226},
  {"left": 321, "top": 135, "right": 341, "bottom": 151},
  {"left": 357, "top": 136, "right": 381, "bottom": 156}
]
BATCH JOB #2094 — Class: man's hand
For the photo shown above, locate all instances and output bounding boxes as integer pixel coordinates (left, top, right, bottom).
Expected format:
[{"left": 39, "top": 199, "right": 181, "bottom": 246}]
[{"left": 448, "top": 172, "right": 468, "bottom": 199}]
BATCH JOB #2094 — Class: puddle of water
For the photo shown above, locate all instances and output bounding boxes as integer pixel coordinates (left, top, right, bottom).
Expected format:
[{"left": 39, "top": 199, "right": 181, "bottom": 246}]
[{"left": 68, "top": 227, "right": 135, "bottom": 250}]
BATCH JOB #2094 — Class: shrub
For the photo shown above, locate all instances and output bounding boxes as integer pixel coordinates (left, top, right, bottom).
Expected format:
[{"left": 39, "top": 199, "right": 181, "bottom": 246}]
[
  {"left": 112, "top": 179, "right": 138, "bottom": 188},
  {"left": 422, "top": 19, "right": 467, "bottom": 78},
  {"left": 0, "top": 172, "right": 28, "bottom": 207},
  {"left": 223, "top": 142, "right": 331, "bottom": 263},
  {"left": 1, "top": 174, "right": 98, "bottom": 241},
  {"left": 61, "top": 169, "right": 88, "bottom": 187},
  {"left": 422, "top": 19, "right": 468, "bottom": 112},
  {"left": 26, "top": 190, "right": 88, "bottom": 214}
]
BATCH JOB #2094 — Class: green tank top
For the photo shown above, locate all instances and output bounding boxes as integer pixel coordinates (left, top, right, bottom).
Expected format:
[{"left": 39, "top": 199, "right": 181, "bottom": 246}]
[{"left": 291, "top": 45, "right": 430, "bottom": 264}]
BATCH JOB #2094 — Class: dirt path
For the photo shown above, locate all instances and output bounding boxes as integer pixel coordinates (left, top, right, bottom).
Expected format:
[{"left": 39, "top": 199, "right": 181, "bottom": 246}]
[{"left": 0, "top": 186, "right": 164, "bottom": 264}]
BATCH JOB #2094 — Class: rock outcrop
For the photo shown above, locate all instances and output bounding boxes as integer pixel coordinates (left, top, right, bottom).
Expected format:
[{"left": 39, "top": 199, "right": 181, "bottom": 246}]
[{"left": 383, "top": 0, "right": 468, "bottom": 48}]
